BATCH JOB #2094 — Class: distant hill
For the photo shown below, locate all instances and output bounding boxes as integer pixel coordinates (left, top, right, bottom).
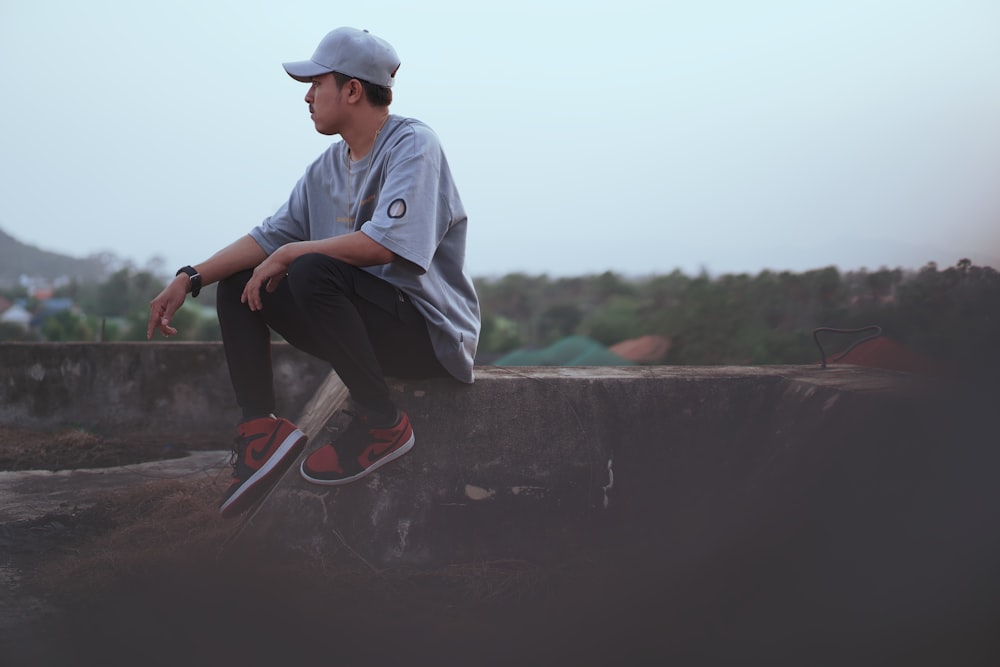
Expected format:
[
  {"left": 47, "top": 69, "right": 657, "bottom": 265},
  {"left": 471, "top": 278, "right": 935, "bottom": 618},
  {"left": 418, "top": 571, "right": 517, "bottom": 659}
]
[{"left": 0, "top": 227, "right": 110, "bottom": 287}]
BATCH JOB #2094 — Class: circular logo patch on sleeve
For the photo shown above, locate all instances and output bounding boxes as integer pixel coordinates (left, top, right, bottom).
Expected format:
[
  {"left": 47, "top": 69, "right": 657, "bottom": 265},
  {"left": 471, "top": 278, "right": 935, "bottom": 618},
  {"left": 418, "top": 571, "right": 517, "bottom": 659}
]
[{"left": 387, "top": 199, "right": 407, "bottom": 219}]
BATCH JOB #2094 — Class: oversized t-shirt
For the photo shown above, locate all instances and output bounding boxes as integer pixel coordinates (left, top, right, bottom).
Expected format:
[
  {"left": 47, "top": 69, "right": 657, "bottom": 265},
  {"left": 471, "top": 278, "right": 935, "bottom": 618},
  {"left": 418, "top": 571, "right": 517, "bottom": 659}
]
[{"left": 249, "top": 115, "right": 480, "bottom": 383}]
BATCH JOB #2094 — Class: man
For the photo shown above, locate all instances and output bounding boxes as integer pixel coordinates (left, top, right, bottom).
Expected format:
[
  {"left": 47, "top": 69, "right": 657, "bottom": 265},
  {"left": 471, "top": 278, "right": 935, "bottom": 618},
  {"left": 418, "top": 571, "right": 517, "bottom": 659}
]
[{"left": 147, "top": 27, "right": 480, "bottom": 518}]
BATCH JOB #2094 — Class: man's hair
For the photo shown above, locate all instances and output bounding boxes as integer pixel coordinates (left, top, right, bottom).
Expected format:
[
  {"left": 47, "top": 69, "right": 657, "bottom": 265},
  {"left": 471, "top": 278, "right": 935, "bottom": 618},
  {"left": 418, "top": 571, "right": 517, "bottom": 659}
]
[{"left": 332, "top": 72, "right": 392, "bottom": 107}]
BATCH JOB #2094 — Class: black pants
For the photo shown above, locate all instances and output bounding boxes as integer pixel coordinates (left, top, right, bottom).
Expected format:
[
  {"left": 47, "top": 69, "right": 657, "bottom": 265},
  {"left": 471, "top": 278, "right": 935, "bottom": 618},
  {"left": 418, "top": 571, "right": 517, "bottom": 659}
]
[{"left": 216, "top": 253, "right": 446, "bottom": 420}]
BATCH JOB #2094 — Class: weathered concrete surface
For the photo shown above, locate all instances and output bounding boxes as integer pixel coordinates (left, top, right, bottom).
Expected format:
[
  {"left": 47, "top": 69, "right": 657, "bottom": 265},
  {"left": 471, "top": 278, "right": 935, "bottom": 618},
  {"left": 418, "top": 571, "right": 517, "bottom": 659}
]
[
  {"left": 2, "top": 345, "right": 997, "bottom": 662},
  {"left": 0, "top": 451, "right": 227, "bottom": 523},
  {"left": 236, "top": 365, "right": 957, "bottom": 569},
  {"left": 217, "top": 363, "right": 999, "bottom": 663},
  {"left": 0, "top": 342, "right": 329, "bottom": 439}
]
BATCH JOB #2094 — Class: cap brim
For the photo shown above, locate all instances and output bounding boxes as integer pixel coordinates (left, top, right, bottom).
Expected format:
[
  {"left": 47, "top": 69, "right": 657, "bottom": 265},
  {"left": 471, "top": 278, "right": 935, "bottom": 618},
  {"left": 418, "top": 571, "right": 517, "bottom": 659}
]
[{"left": 282, "top": 59, "right": 332, "bottom": 82}]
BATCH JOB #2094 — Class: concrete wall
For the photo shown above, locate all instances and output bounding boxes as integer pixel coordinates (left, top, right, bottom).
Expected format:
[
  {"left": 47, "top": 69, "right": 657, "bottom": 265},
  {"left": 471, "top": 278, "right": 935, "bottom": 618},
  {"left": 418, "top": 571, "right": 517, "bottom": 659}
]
[
  {"left": 238, "top": 364, "right": 943, "bottom": 568},
  {"left": 2, "top": 344, "right": 991, "bottom": 579},
  {"left": 0, "top": 342, "right": 329, "bottom": 442},
  {"left": 227, "top": 361, "right": 994, "bottom": 662},
  {"left": 4, "top": 343, "right": 995, "bottom": 660}
]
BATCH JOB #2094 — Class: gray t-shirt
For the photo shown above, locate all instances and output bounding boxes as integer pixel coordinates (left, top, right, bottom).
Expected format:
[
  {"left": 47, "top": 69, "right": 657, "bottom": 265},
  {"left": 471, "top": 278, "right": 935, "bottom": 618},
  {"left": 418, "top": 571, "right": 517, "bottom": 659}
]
[{"left": 249, "top": 115, "right": 480, "bottom": 383}]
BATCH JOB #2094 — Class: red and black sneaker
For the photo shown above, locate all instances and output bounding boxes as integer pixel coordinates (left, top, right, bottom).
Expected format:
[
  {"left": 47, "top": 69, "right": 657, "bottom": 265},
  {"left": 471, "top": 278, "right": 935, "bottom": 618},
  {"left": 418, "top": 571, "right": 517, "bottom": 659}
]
[
  {"left": 219, "top": 416, "right": 307, "bottom": 518},
  {"left": 300, "top": 410, "right": 414, "bottom": 486}
]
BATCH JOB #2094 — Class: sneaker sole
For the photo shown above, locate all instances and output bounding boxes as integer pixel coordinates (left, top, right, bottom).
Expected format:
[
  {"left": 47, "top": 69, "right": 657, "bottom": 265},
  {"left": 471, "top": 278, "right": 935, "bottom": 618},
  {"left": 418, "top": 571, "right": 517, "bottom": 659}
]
[
  {"left": 299, "top": 432, "right": 415, "bottom": 486},
  {"left": 219, "top": 429, "right": 307, "bottom": 518}
]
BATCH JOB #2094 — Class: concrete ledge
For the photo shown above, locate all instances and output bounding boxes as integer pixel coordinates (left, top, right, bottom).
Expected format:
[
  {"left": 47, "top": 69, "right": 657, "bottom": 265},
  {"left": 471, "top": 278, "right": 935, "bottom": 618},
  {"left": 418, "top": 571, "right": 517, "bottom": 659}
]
[
  {"left": 3, "top": 344, "right": 996, "bottom": 660},
  {"left": 3, "top": 343, "right": 991, "bottom": 601},
  {"left": 0, "top": 342, "right": 329, "bottom": 441},
  {"left": 236, "top": 365, "right": 952, "bottom": 571}
]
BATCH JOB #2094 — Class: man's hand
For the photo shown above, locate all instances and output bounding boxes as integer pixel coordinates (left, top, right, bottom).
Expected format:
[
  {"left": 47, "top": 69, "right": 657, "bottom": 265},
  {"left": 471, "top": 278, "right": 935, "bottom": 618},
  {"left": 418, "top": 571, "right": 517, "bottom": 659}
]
[
  {"left": 241, "top": 246, "right": 293, "bottom": 311},
  {"left": 147, "top": 275, "right": 189, "bottom": 339}
]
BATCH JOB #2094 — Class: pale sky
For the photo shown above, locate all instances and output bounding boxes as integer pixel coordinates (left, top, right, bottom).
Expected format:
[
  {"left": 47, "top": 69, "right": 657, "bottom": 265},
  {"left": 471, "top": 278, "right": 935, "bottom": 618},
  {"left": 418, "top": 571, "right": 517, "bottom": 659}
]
[{"left": 1, "top": 0, "right": 998, "bottom": 279}]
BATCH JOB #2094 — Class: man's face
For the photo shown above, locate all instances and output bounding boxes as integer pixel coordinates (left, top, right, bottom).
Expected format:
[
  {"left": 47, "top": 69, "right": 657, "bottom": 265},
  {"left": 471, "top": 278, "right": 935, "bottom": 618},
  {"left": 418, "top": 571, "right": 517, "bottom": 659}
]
[{"left": 304, "top": 73, "right": 345, "bottom": 135}]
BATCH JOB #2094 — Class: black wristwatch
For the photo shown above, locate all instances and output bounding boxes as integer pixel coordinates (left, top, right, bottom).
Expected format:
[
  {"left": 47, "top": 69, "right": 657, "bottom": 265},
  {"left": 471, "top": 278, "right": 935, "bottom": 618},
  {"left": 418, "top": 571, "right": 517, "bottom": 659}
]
[{"left": 176, "top": 266, "right": 202, "bottom": 298}]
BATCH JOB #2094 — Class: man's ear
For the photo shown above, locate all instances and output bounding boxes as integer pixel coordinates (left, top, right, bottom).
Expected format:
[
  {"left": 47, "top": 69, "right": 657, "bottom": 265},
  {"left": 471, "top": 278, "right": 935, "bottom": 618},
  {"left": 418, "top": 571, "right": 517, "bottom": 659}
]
[{"left": 348, "top": 79, "right": 364, "bottom": 103}]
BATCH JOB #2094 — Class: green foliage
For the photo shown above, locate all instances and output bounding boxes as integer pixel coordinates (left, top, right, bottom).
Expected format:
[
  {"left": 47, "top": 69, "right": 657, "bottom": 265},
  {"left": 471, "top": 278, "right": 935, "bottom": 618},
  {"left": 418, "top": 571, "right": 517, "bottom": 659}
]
[
  {"left": 0, "top": 284, "right": 29, "bottom": 300},
  {"left": 893, "top": 260, "right": 1000, "bottom": 371},
  {"left": 74, "top": 267, "right": 165, "bottom": 318},
  {"left": 120, "top": 302, "right": 212, "bottom": 342},
  {"left": 479, "top": 314, "right": 522, "bottom": 355},
  {"left": 41, "top": 309, "right": 95, "bottom": 341},
  {"left": 0, "top": 322, "right": 39, "bottom": 341},
  {"left": 537, "top": 304, "right": 583, "bottom": 345},
  {"left": 473, "top": 260, "right": 999, "bottom": 369},
  {"left": 192, "top": 315, "right": 223, "bottom": 341},
  {"left": 4, "top": 257, "right": 997, "bottom": 377},
  {"left": 583, "top": 296, "right": 642, "bottom": 346},
  {"left": 0, "top": 264, "right": 223, "bottom": 343}
]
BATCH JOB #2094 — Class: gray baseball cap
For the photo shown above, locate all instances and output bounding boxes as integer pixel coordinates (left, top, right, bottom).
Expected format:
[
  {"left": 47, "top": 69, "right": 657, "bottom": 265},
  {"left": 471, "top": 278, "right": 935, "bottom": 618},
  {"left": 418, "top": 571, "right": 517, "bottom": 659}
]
[{"left": 283, "top": 27, "right": 400, "bottom": 88}]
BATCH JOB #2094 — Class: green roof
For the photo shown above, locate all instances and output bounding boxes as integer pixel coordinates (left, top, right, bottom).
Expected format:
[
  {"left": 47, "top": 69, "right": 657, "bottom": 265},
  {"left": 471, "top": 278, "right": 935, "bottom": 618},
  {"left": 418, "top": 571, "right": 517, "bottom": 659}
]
[{"left": 494, "top": 335, "right": 634, "bottom": 366}]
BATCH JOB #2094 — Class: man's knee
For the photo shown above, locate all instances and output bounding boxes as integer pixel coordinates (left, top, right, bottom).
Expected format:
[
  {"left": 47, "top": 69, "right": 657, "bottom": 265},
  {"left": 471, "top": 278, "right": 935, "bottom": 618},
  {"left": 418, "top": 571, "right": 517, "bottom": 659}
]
[
  {"left": 287, "top": 253, "right": 352, "bottom": 298},
  {"left": 217, "top": 269, "right": 252, "bottom": 304}
]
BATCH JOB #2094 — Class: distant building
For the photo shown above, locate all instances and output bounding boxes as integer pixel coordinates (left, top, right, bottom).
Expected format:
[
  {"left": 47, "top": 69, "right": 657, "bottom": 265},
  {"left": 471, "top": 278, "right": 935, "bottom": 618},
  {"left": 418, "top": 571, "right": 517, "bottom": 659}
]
[
  {"left": 28, "top": 297, "right": 78, "bottom": 329},
  {"left": 0, "top": 302, "right": 33, "bottom": 330},
  {"left": 823, "top": 335, "right": 950, "bottom": 377},
  {"left": 610, "top": 335, "right": 671, "bottom": 364},
  {"left": 494, "top": 335, "right": 634, "bottom": 366}
]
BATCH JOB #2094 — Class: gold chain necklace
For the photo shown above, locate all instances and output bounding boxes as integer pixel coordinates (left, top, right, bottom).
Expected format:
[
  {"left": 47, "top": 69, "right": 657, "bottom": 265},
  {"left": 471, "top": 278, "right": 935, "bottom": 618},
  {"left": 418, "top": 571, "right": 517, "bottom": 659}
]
[{"left": 345, "top": 114, "right": 390, "bottom": 230}]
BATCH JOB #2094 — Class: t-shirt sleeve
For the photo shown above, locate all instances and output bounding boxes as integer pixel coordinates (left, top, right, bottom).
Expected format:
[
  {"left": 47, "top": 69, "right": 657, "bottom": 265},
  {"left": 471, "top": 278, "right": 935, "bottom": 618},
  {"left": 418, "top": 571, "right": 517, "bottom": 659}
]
[{"left": 360, "top": 132, "right": 450, "bottom": 274}]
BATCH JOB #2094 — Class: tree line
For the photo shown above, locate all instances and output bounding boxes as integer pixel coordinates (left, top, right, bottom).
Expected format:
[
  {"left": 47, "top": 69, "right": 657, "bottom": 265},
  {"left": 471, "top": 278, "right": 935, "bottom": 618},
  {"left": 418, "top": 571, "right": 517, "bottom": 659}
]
[
  {"left": 2, "top": 260, "right": 998, "bottom": 376},
  {"left": 475, "top": 259, "right": 999, "bottom": 374},
  {"left": 0, "top": 266, "right": 222, "bottom": 343}
]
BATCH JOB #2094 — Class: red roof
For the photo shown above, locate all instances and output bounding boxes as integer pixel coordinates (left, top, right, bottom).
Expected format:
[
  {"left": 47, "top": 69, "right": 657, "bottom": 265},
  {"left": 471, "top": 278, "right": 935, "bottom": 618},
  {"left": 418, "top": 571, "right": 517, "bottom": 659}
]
[
  {"left": 609, "top": 335, "right": 671, "bottom": 364},
  {"left": 826, "top": 336, "right": 949, "bottom": 376}
]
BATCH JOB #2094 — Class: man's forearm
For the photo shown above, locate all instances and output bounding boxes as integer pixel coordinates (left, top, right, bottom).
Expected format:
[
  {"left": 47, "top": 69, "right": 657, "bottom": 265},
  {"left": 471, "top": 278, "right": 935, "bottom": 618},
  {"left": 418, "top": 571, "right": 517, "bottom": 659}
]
[
  {"left": 307, "top": 231, "right": 395, "bottom": 267},
  {"left": 191, "top": 235, "right": 269, "bottom": 287}
]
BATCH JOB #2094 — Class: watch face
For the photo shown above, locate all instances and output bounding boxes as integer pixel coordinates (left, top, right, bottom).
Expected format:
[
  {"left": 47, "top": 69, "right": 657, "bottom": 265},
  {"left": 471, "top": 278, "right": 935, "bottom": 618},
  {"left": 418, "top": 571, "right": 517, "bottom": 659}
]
[{"left": 177, "top": 267, "right": 201, "bottom": 296}]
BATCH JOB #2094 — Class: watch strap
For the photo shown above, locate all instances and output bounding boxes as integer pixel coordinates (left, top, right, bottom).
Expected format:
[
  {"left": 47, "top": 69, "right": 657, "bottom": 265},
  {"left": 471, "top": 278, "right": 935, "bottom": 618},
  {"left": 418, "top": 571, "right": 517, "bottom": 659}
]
[{"left": 176, "top": 266, "right": 202, "bottom": 298}]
